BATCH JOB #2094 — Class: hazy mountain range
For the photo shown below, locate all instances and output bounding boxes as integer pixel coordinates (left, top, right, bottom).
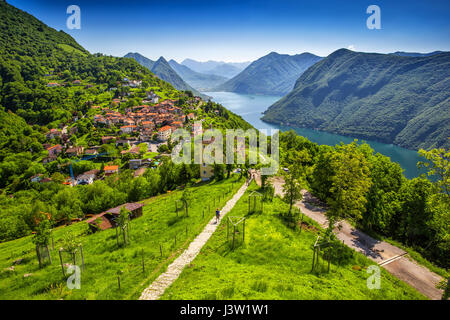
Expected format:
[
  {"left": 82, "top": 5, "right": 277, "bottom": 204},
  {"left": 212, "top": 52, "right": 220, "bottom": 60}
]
[
  {"left": 124, "top": 52, "right": 208, "bottom": 98},
  {"left": 181, "top": 59, "right": 250, "bottom": 78},
  {"left": 390, "top": 51, "right": 444, "bottom": 57},
  {"left": 168, "top": 60, "right": 229, "bottom": 91},
  {"left": 262, "top": 49, "right": 450, "bottom": 150},
  {"left": 213, "top": 52, "right": 323, "bottom": 95}
]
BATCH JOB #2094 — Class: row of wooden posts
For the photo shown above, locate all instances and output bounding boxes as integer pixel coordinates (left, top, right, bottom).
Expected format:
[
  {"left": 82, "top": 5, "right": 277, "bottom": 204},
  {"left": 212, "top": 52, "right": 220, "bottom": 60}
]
[
  {"left": 68, "top": 181, "right": 242, "bottom": 289},
  {"left": 311, "top": 236, "right": 332, "bottom": 273},
  {"left": 118, "top": 182, "right": 240, "bottom": 289}
]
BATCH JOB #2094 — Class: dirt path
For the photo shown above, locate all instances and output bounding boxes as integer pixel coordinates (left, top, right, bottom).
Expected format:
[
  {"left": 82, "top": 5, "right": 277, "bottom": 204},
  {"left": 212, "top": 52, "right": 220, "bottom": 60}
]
[
  {"left": 270, "top": 177, "right": 444, "bottom": 300},
  {"left": 139, "top": 181, "right": 249, "bottom": 300}
]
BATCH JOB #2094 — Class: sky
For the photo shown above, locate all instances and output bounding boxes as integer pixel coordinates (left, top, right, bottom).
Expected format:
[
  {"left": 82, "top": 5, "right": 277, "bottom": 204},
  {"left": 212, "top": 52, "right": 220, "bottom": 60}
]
[{"left": 8, "top": 0, "right": 450, "bottom": 62}]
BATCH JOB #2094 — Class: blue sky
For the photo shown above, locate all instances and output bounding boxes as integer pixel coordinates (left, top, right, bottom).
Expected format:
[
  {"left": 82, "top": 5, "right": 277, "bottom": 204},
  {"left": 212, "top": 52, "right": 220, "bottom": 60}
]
[{"left": 8, "top": 0, "right": 450, "bottom": 62}]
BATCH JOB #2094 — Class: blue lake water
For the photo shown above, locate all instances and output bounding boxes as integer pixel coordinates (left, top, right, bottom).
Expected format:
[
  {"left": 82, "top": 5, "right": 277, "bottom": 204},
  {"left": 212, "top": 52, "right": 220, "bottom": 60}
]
[{"left": 204, "top": 91, "right": 426, "bottom": 179}]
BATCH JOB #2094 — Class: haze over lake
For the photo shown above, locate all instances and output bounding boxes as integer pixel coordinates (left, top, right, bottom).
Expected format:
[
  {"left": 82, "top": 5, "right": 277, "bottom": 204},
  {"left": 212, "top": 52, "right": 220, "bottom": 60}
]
[{"left": 204, "top": 91, "right": 426, "bottom": 179}]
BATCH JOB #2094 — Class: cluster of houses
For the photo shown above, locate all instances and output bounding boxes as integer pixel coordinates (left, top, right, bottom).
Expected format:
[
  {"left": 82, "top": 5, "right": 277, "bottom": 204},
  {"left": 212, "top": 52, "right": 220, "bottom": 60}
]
[
  {"left": 36, "top": 82, "right": 220, "bottom": 188},
  {"left": 92, "top": 98, "right": 195, "bottom": 143}
]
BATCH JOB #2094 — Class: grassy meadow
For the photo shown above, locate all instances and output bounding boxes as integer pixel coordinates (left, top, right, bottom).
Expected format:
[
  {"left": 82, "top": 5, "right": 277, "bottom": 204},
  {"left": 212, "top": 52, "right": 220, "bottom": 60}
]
[
  {"left": 161, "top": 182, "right": 427, "bottom": 300},
  {"left": 0, "top": 176, "right": 244, "bottom": 300}
]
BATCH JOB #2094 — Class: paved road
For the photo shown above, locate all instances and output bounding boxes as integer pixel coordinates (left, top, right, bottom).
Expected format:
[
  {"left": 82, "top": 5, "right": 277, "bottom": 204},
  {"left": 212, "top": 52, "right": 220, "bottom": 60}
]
[{"left": 271, "top": 176, "right": 444, "bottom": 300}]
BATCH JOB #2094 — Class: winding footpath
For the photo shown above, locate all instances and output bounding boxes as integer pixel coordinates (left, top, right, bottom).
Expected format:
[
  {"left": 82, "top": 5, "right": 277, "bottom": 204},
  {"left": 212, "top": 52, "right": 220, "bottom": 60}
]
[
  {"left": 270, "top": 176, "right": 444, "bottom": 300},
  {"left": 139, "top": 181, "right": 249, "bottom": 300}
]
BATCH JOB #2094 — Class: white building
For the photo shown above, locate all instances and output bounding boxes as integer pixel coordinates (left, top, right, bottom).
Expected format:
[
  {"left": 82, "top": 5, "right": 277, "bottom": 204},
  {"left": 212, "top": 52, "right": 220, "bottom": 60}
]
[
  {"left": 76, "top": 173, "right": 96, "bottom": 185},
  {"left": 157, "top": 126, "right": 172, "bottom": 141}
]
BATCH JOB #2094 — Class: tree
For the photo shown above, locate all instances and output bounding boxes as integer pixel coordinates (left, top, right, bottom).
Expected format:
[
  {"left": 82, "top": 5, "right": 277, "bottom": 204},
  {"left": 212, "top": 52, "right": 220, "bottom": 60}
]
[
  {"left": 181, "top": 188, "right": 193, "bottom": 216},
  {"left": 363, "top": 153, "right": 405, "bottom": 233},
  {"left": 263, "top": 180, "right": 275, "bottom": 202},
  {"left": 177, "top": 163, "right": 192, "bottom": 185},
  {"left": 157, "top": 144, "right": 169, "bottom": 153},
  {"left": 61, "top": 231, "right": 81, "bottom": 266},
  {"left": 54, "top": 187, "right": 83, "bottom": 223},
  {"left": 418, "top": 148, "right": 449, "bottom": 196},
  {"left": 282, "top": 166, "right": 303, "bottom": 216},
  {"left": 226, "top": 163, "right": 234, "bottom": 179},
  {"left": 117, "top": 207, "right": 130, "bottom": 245},
  {"left": 213, "top": 163, "right": 225, "bottom": 181},
  {"left": 326, "top": 142, "right": 372, "bottom": 234},
  {"left": 32, "top": 218, "right": 51, "bottom": 268}
]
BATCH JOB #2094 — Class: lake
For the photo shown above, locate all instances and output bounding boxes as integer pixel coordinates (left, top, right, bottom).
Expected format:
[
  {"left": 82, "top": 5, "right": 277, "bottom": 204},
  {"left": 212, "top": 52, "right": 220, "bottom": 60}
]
[{"left": 204, "top": 91, "right": 426, "bottom": 179}]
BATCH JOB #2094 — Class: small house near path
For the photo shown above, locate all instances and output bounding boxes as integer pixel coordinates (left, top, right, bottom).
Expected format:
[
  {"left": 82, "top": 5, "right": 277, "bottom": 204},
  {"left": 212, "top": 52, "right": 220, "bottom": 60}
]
[{"left": 86, "top": 202, "right": 144, "bottom": 232}]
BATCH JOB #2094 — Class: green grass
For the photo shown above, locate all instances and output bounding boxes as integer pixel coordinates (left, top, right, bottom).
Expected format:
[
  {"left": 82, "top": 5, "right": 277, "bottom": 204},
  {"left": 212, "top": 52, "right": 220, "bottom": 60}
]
[
  {"left": 57, "top": 44, "right": 88, "bottom": 56},
  {"left": 161, "top": 182, "right": 427, "bottom": 300},
  {"left": 383, "top": 238, "right": 449, "bottom": 279},
  {"left": 143, "top": 152, "right": 159, "bottom": 159},
  {"left": 0, "top": 176, "right": 244, "bottom": 300}
]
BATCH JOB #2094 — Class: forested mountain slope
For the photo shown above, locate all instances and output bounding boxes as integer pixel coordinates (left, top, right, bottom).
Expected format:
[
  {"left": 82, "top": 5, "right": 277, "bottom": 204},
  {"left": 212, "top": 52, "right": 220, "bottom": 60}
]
[
  {"left": 214, "top": 52, "right": 323, "bottom": 95},
  {"left": 262, "top": 49, "right": 450, "bottom": 150},
  {"left": 124, "top": 52, "right": 206, "bottom": 98}
]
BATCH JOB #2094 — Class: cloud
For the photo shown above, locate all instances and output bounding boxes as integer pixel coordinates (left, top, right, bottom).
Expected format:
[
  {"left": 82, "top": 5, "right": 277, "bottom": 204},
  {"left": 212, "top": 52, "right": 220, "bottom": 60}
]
[{"left": 347, "top": 45, "right": 356, "bottom": 51}]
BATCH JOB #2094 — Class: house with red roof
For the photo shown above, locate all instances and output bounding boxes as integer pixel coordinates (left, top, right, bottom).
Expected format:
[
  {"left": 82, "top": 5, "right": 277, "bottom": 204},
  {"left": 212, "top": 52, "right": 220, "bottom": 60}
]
[
  {"left": 157, "top": 125, "right": 172, "bottom": 141},
  {"left": 120, "top": 125, "right": 137, "bottom": 134},
  {"left": 104, "top": 165, "right": 119, "bottom": 176},
  {"left": 47, "top": 144, "right": 62, "bottom": 156}
]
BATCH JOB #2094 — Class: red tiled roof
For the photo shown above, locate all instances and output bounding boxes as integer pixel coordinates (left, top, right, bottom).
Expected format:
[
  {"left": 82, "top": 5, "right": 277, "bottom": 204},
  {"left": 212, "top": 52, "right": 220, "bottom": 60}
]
[
  {"left": 104, "top": 165, "right": 119, "bottom": 171},
  {"left": 158, "top": 125, "right": 171, "bottom": 132},
  {"left": 47, "top": 144, "right": 62, "bottom": 150}
]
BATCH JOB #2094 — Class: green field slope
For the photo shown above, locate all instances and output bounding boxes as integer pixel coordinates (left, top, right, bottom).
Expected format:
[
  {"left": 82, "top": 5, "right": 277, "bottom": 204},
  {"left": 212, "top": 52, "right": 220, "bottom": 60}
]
[
  {"left": 0, "top": 177, "right": 244, "bottom": 300},
  {"left": 161, "top": 183, "right": 426, "bottom": 300}
]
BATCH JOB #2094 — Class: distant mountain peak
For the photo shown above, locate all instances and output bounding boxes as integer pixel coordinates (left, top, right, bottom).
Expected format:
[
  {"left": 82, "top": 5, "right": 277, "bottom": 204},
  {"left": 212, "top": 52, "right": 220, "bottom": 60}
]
[
  {"left": 213, "top": 51, "right": 323, "bottom": 95},
  {"left": 156, "top": 56, "right": 168, "bottom": 63},
  {"left": 125, "top": 52, "right": 208, "bottom": 98}
]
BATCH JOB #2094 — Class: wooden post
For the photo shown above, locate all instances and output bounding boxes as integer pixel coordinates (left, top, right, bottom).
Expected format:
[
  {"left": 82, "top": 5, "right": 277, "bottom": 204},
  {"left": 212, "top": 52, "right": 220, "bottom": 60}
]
[
  {"left": 36, "top": 244, "right": 42, "bottom": 269},
  {"left": 160, "top": 244, "right": 162, "bottom": 257},
  {"left": 118, "top": 276, "right": 121, "bottom": 290},
  {"left": 174, "top": 235, "right": 177, "bottom": 246},
  {"left": 186, "top": 225, "right": 188, "bottom": 237},
  {"left": 80, "top": 246, "right": 85, "bottom": 271},
  {"left": 299, "top": 213, "right": 303, "bottom": 233},
  {"left": 116, "top": 227, "right": 119, "bottom": 247},
  {"left": 227, "top": 218, "right": 229, "bottom": 240},
  {"left": 142, "top": 249, "right": 145, "bottom": 273},
  {"left": 59, "top": 249, "right": 65, "bottom": 277},
  {"left": 317, "top": 247, "right": 320, "bottom": 270},
  {"left": 46, "top": 245, "right": 52, "bottom": 264},
  {"left": 327, "top": 249, "right": 331, "bottom": 273},
  {"left": 51, "top": 233, "right": 54, "bottom": 250},
  {"left": 232, "top": 226, "right": 236, "bottom": 249},
  {"left": 73, "top": 248, "right": 77, "bottom": 266},
  {"left": 311, "top": 247, "right": 316, "bottom": 271},
  {"left": 202, "top": 208, "right": 204, "bottom": 218},
  {"left": 243, "top": 218, "right": 245, "bottom": 243}
]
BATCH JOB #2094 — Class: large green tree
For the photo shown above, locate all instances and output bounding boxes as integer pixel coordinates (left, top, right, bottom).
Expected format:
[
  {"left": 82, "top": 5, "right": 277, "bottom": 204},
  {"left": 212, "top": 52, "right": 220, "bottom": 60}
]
[{"left": 326, "top": 142, "right": 372, "bottom": 231}]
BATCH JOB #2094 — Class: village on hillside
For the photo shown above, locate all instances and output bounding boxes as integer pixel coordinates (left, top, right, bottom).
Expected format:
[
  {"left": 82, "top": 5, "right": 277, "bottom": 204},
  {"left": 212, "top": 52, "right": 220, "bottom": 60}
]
[{"left": 33, "top": 77, "right": 215, "bottom": 189}]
